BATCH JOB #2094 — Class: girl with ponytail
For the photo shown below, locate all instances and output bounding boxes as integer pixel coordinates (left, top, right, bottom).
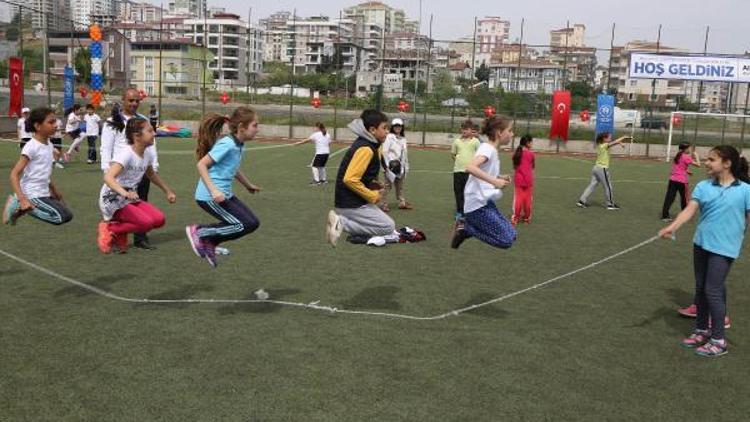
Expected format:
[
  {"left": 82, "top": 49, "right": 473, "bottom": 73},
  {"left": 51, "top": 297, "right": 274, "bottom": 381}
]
[{"left": 511, "top": 135, "right": 535, "bottom": 225}]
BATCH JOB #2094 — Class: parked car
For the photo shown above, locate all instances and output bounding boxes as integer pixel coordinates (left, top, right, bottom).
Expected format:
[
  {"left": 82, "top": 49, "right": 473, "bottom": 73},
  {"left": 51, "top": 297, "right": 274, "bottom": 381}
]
[{"left": 640, "top": 116, "right": 667, "bottom": 129}]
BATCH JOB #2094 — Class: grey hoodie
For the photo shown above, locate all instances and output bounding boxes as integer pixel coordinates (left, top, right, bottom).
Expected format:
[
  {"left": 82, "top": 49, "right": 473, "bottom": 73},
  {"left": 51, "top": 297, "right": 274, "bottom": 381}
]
[{"left": 347, "top": 119, "right": 379, "bottom": 144}]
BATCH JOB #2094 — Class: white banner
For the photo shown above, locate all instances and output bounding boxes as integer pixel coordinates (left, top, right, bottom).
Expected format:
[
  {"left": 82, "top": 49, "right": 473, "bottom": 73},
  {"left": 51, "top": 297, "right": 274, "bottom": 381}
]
[{"left": 629, "top": 53, "right": 750, "bottom": 83}]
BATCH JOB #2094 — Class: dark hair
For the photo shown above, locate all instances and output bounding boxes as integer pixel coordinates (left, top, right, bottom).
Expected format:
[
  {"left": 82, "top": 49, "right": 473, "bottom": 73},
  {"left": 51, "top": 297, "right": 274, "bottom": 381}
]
[
  {"left": 196, "top": 107, "right": 257, "bottom": 159},
  {"left": 86, "top": 104, "right": 94, "bottom": 110},
  {"left": 64, "top": 104, "right": 80, "bottom": 117},
  {"left": 124, "top": 117, "right": 150, "bottom": 145},
  {"left": 390, "top": 122, "right": 406, "bottom": 137},
  {"left": 673, "top": 142, "right": 691, "bottom": 164},
  {"left": 106, "top": 102, "right": 125, "bottom": 132},
  {"left": 482, "top": 114, "right": 511, "bottom": 140},
  {"left": 461, "top": 119, "right": 475, "bottom": 130},
  {"left": 315, "top": 121, "right": 327, "bottom": 136},
  {"left": 595, "top": 132, "right": 610, "bottom": 144},
  {"left": 513, "top": 135, "right": 533, "bottom": 169},
  {"left": 25, "top": 107, "right": 56, "bottom": 133},
  {"left": 711, "top": 145, "right": 750, "bottom": 183},
  {"left": 360, "top": 109, "right": 388, "bottom": 131}
]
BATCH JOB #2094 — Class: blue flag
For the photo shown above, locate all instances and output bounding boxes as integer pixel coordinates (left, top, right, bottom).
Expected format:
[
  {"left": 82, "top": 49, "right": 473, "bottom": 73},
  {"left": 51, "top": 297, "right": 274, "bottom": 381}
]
[
  {"left": 595, "top": 94, "right": 615, "bottom": 138},
  {"left": 63, "top": 65, "right": 74, "bottom": 111}
]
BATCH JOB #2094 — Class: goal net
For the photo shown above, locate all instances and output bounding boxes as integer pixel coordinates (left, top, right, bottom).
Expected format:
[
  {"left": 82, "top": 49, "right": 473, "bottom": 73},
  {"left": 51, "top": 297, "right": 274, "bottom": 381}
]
[{"left": 666, "top": 111, "right": 750, "bottom": 161}]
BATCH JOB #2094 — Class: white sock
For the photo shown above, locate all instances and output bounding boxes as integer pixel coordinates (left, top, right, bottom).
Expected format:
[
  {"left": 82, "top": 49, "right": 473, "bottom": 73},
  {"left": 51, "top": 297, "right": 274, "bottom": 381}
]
[
  {"left": 319, "top": 167, "right": 327, "bottom": 182},
  {"left": 311, "top": 167, "right": 319, "bottom": 182},
  {"left": 67, "top": 136, "right": 85, "bottom": 154}
]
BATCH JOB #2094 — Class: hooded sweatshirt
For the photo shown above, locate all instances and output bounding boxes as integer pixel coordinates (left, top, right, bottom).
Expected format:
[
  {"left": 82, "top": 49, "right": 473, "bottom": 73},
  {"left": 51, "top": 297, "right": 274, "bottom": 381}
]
[{"left": 334, "top": 119, "right": 382, "bottom": 208}]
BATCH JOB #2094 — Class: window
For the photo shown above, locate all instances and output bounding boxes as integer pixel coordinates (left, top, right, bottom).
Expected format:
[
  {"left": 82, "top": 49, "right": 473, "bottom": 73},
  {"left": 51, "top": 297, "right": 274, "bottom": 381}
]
[
  {"left": 628, "top": 93, "right": 635, "bottom": 101},
  {"left": 630, "top": 80, "right": 637, "bottom": 86},
  {"left": 209, "top": 36, "right": 218, "bottom": 45},
  {"left": 165, "top": 86, "right": 188, "bottom": 95}
]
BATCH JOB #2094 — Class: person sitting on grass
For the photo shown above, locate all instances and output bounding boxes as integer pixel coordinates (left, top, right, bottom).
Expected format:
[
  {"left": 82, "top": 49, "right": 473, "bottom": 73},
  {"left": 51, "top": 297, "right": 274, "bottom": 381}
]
[{"left": 3, "top": 107, "right": 73, "bottom": 226}]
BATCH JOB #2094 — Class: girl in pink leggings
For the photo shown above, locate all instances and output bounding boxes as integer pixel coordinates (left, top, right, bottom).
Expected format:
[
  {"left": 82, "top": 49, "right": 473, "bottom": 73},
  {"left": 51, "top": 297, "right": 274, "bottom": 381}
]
[{"left": 97, "top": 117, "right": 176, "bottom": 253}]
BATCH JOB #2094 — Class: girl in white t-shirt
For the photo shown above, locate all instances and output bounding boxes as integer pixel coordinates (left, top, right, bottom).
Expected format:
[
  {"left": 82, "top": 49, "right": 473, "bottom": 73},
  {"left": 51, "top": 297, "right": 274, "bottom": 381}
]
[
  {"left": 97, "top": 117, "right": 176, "bottom": 254},
  {"left": 3, "top": 107, "right": 73, "bottom": 226},
  {"left": 67, "top": 104, "right": 101, "bottom": 164},
  {"left": 296, "top": 122, "right": 331, "bottom": 185},
  {"left": 451, "top": 114, "right": 517, "bottom": 249},
  {"left": 380, "top": 118, "right": 411, "bottom": 211},
  {"left": 63, "top": 104, "right": 85, "bottom": 162},
  {"left": 50, "top": 116, "right": 65, "bottom": 168}
]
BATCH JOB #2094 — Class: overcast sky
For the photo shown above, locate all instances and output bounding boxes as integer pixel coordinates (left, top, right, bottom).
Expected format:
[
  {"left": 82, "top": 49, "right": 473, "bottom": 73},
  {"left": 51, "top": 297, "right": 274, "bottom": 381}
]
[{"left": 216, "top": 0, "right": 749, "bottom": 54}]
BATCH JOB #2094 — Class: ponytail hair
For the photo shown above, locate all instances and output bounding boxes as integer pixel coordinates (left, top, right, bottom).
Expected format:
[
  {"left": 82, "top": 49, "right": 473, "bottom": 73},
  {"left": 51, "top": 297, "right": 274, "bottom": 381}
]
[
  {"left": 711, "top": 145, "right": 750, "bottom": 184},
  {"left": 674, "top": 142, "right": 691, "bottom": 164},
  {"left": 482, "top": 114, "right": 511, "bottom": 140},
  {"left": 512, "top": 135, "right": 533, "bottom": 169},
  {"left": 106, "top": 103, "right": 125, "bottom": 132},
  {"left": 196, "top": 112, "right": 227, "bottom": 160},
  {"left": 124, "top": 117, "right": 150, "bottom": 145},
  {"left": 315, "top": 121, "right": 327, "bottom": 136}
]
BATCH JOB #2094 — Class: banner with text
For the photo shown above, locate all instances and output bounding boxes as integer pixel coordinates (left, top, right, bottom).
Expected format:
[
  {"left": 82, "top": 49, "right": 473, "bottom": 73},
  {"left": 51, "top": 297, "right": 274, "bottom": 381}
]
[
  {"left": 595, "top": 94, "right": 615, "bottom": 138},
  {"left": 629, "top": 53, "right": 750, "bottom": 83}
]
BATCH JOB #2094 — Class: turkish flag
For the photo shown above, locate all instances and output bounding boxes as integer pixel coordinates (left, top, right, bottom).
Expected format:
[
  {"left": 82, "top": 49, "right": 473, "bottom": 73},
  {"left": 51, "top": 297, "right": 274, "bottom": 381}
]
[
  {"left": 9, "top": 57, "right": 23, "bottom": 117},
  {"left": 549, "top": 90, "right": 571, "bottom": 141}
]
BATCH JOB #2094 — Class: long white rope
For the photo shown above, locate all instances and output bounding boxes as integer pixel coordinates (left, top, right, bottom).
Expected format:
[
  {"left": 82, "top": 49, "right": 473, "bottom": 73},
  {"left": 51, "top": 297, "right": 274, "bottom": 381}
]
[{"left": 0, "top": 235, "right": 659, "bottom": 321}]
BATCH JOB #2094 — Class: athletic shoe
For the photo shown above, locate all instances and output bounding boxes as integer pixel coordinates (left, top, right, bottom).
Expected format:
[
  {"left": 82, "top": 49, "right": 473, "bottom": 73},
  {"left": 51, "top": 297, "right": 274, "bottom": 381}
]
[
  {"left": 2, "top": 195, "right": 20, "bottom": 225},
  {"left": 398, "top": 202, "right": 413, "bottom": 210},
  {"left": 309, "top": 181, "right": 320, "bottom": 186},
  {"left": 86, "top": 159, "right": 94, "bottom": 164},
  {"left": 215, "top": 246, "right": 231, "bottom": 255},
  {"left": 576, "top": 200, "right": 588, "bottom": 208},
  {"left": 203, "top": 243, "right": 218, "bottom": 268},
  {"left": 326, "top": 210, "right": 343, "bottom": 247},
  {"left": 606, "top": 203, "right": 621, "bottom": 210},
  {"left": 677, "top": 304, "right": 697, "bottom": 318},
  {"left": 185, "top": 225, "right": 206, "bottom": 258},
  {"left": 695, "top": 339, "right": 728, "bottom": 357},
  {"left": 320, "top": 180, "right": 329, "bottom": 185},
  {"left": 451, "top": 222, "right": 470, "bottom": 249},
  {"left": 97, "top": 221, "right": 114, "bottom": 254},
  {"left": 54, "top": 162, "right": 65, "bottom": 169},
  {"left": 113, "top": 232, "right": 129, "bottom": 253},
  {"left": 680, "top": 330, "right": 710, "bottom": 349},
  {"left": 661, "top": 217, "right": 673, "bottom": 223}
]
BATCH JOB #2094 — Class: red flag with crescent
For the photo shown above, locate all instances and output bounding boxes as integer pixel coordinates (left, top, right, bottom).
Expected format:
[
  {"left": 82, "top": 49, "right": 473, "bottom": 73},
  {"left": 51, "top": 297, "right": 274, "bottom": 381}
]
[
  {"left": 549, "top": 90, "right": 571, "bottom": 141},
  {"left": 9, "top": 57, "right": 23, "bottom": 117}
]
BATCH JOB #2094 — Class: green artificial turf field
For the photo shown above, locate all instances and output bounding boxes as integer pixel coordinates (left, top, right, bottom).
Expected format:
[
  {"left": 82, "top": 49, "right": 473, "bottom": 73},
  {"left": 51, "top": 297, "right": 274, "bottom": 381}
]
[{"left": 1, "top": 137, "right": 748, "bottom": 421}]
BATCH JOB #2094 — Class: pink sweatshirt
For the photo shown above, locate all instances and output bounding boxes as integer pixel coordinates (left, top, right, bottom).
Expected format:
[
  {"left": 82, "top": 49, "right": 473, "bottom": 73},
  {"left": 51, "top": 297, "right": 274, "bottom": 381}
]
[{"left": 514, "top": 148, "right": 535, "bottom": 188}]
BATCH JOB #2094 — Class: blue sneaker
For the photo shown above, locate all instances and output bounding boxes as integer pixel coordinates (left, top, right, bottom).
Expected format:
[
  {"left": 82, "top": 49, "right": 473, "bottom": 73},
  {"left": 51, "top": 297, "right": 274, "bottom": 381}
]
[{"left": 3, "top": 195, "right": 20, "bottom": 225}]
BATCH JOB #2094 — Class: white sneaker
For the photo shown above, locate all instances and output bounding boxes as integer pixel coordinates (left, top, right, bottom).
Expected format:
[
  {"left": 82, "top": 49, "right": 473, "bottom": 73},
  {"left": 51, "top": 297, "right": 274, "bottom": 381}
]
[
  {"left": 54, "top": 162, "right": 65, "bottom": 169},
  {"left": 326, "top": 210, "right": 343, "bottom": 247}
]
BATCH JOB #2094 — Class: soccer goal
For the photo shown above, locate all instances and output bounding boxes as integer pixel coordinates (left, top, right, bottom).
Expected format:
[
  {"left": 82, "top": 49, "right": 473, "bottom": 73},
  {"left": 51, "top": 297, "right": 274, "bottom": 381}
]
[{"left": 666, "top": 111, "right": 750, "bottom": 161}]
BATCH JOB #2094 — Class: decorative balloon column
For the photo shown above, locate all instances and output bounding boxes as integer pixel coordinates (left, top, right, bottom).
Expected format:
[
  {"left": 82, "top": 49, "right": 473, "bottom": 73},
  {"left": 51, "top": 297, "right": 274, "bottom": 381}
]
[{"left": 89, "top": 24, "right": 104, "bottom": 107}]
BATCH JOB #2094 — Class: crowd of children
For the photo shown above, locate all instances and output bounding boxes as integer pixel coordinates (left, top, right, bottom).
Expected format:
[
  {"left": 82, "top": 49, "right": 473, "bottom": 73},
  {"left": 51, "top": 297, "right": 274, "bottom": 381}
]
[{"left": 4, "top": 98, "right": 749, "bottom": 358}]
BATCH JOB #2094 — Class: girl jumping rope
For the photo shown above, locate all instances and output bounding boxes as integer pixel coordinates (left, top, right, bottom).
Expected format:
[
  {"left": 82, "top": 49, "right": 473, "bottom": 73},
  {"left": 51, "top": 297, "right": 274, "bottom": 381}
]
[
  {"left": 577, "top": 132, "right": 630, "bottom": 210},
  {"left": 511, "top": 135, "right": 535, "bottom": 225},
  {"left": 659, "top": 145, "right": 750, "bottom": 357},
  {"left": 3, "top": 107, "right": 73, "bottom": 226},
  {"left": 97, "top": 118, "right": 175, "bottom": 254},
  {"left": 661, "top": 142, "right": 700, "bottom": 221},
  {"left": 185, "top": 108, "right": 261, "bottom": 268},
  {"left": 451, "top": 115, "right": 517, "bottom": 250}
]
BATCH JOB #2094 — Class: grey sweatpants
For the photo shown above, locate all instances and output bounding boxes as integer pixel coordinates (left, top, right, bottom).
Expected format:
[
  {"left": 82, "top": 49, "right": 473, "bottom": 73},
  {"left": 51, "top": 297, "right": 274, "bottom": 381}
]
[
  {"left": 579, "top": 165, "right": 614, "bottom": 206},
  {"left": 335, "top": 203, "right": 396, "bottom": 237}
]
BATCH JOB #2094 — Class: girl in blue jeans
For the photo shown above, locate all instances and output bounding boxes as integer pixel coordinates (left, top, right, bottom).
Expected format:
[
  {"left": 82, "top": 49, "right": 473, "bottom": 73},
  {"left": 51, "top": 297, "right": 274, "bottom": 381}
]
[
  {"left": 659, "top": 145, "right": 750, "bottom": 357},
  {"left": 451, "top": 114, "right": 516, "bottom": 249}
]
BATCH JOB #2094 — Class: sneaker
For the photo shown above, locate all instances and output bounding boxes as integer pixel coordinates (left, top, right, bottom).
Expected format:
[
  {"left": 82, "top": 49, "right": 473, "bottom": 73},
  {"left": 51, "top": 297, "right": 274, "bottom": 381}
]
[
  {"left": 309, "top": 181, "right": 320, "bottom": 186},
  {"left": 185, "top": 225, "right": 206, "bottom": 258},
  {"left": 3, "top": 195, "right": 20, "bottom": 225},
  {"left": 97, "top": 221, "right": 115, "bottom": 254},
  {"left": 677, "top": 304, "right": 697, "bottom": 318},
  {"left": 86, "top": 159, "right": 94, "bottom": 164},
  {"left": 451, "top": 222, "right": 470, "bottom": 249},
  {"left": 54, "top": 162, "right": 65, "bottom": 169},
  {"left": 113, "top": 232, "right": 129, "bottom": 253},
  {"left": 398, "top": 202, "right": 413, "bottom": 210},
  {"left": 661, "top": 217, "right": 673, "bottom": 223},
  {"left": 326, "top": 210, "right": 343, "bottom": 247},
  {"left": 215, "top": 246, "right": 230, "bottom": 255},
  {"left": 576, "top": 200, "right": 588, "bottom": 208},
  {"left": 680, "top": 330, "right": 710, "bottom": 349},
  {"left": 606, "top": 203, "right": 621, "bottom": 210},
  {"left": 695, "top": 339, "right": 728, "bottom": 357},
  {"left": 203, "top": 243, "right": 218, "bottom": 268}
]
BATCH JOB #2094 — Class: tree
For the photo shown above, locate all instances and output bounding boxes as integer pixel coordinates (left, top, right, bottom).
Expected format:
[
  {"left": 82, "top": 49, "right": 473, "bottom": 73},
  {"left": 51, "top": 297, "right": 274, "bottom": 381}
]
[
  {"left": 5, "top": 11, "right": 32, "bottom": 42},
  {"left": 74, "top": 47, "right": 91, "bottom": 84},
  {"left": 316, "top": 47, "right": 344, "bottom": 74},
  {"left": 475, "top": 63, "right": 490, "bottom": 83},
  {"left": 567, "top": 81, "right": 593, "bottom": 98},
  {"left": 432, "top": 69, "right": 457, "bottom": 101}
]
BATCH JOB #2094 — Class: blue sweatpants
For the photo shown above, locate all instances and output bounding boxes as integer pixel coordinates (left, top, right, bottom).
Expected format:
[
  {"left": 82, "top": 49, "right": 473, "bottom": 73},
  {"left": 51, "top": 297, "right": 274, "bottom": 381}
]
[
  {"left": 28, "top": 197, "right": 73, "bottom": 225},
  {"left": 464, "top": 201, "right": 516, "bottom": 249},
  {"left": 196, "top": 196, "right": 260, "bottom": 245}
]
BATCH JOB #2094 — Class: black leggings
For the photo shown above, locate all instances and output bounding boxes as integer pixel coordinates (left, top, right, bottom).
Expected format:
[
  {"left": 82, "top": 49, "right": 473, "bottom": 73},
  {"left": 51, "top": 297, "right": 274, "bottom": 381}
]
[
  {"left": 453, "top": 172, "right": 470, "bottom": 215},
  {"left": 196, "top": 196, "right": 260, "bottom": 245},
  {"left": 661, "top": 180, "right": 688, "bottom": 219}
]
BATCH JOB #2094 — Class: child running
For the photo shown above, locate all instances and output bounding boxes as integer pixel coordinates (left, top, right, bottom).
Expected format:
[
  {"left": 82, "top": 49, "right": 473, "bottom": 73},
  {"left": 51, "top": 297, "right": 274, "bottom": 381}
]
[
  {"left": 380, "top": 118, "right": 412, "bottom": 211},
  {"left": 97, "top": 118, "right": 175, "bottom": 254},
  {"left": 63, "top": 104, "right": 83, "bottom": 162},
  {"left": 451, "top": 115, "right": 517, "bottom": 249},
  {"left": 661, "top": 142, "right": 700, "bottom": 221},
  {"left": 296, "top": 122, "right": 331, "bottom": 185},
  {"left": 17, "top": 107, "right": 31, "bottom": 149},
  {"left": 511, "top": 135, "right": 535, "bottom": 225},
  {"left": 185, "top": 108, "right": 261, "bottom": 268},
  {"left": 576, "top": 132, "right": 630, "bottom": 210},
  {"left": 3, "top": 107, "right": 73, "bottom": 226},
  {"left": 326, "top": 109, "right": 396, "bottom": 247},
  {"left": 451, "top": 119, "right": 481, "bottom": 220},
  {"left": 659, "top": 145, "right": 750, "bottom": 357},
  {"left": 81, "top": 104, "right": 101, "bottom": 164}
]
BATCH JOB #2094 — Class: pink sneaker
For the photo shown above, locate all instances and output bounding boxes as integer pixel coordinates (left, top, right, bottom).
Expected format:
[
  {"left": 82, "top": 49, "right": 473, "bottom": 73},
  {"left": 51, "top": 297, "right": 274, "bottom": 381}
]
[
  {"left": 695, "top": 339, "right": 728, "bottom": 357},
  {"left": 677, "top": 304, "right": 697, "bottom": 318},
  {"left": 681, "top": 331, "right": 710, "bottom": 349}
]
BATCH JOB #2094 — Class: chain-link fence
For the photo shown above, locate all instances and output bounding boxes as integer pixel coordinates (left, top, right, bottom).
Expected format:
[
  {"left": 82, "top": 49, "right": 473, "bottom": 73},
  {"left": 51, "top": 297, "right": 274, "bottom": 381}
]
[{"left": 2, "top": 0, "right": 749, "bottom": 153}]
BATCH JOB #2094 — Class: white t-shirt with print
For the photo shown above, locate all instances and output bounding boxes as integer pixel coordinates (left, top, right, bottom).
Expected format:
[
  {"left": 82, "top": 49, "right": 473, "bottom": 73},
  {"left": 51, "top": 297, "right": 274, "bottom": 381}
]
[
  {"left": 99, "top": 146, "right": 156, "bottom": 220},
  {"left": 84, "top": 113, "right": 101, "bottom": 136},
  {"left": 311, "top": 131, "right": 331, "bottom": 155},
  {"left": 100, "top": 113, "right": 159, "bottom": 172},
  {"left": 18, "top": 117, "right": 30, "bottom": 139},
  {"left": 20, "top": 138, "right": 55, "bottom": 199},
  {"left": 65, "top": 112, "right": 81, "bottom": 133},
  {"left": 463, "top": 143, "right": 501, "bottom": 214}
]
